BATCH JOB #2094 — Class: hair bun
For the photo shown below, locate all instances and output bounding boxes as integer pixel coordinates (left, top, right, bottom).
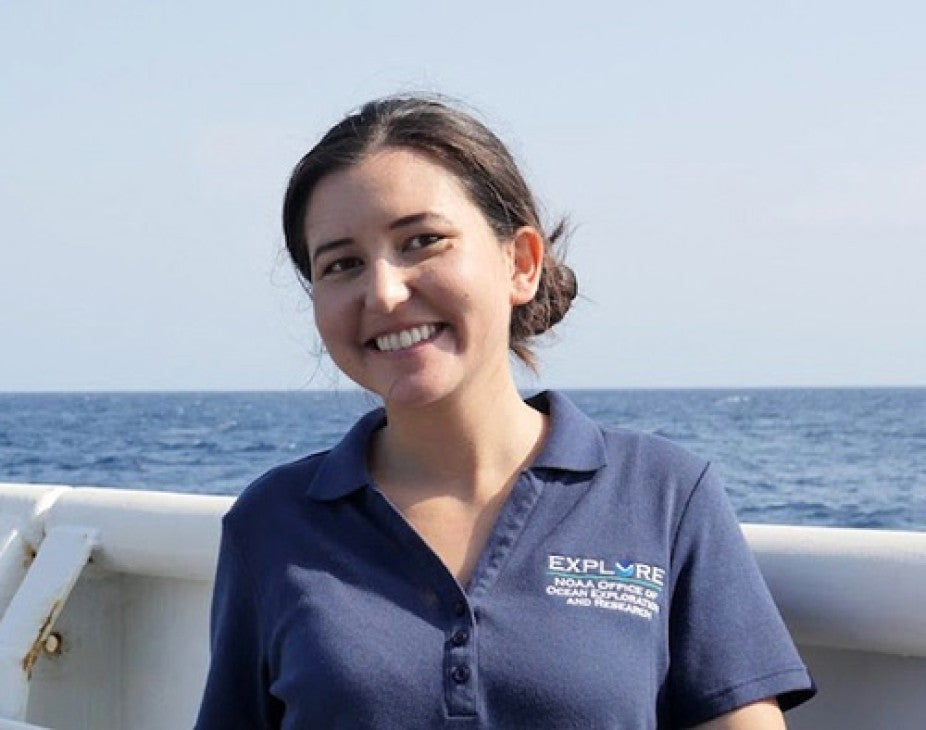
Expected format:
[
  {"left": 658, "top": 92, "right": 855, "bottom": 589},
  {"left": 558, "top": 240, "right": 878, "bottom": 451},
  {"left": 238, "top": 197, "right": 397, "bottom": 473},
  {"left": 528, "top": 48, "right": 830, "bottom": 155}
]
[{"left": 541, "top": 262, "right": 577, "bottom": 331}]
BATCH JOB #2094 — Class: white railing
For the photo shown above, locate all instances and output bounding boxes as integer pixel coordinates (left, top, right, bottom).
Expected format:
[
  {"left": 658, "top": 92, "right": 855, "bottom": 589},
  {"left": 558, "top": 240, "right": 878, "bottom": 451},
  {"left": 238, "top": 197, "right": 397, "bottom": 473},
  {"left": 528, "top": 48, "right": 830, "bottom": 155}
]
[{"left": 1, "top": 482, "right": 925, "bottom": 729}]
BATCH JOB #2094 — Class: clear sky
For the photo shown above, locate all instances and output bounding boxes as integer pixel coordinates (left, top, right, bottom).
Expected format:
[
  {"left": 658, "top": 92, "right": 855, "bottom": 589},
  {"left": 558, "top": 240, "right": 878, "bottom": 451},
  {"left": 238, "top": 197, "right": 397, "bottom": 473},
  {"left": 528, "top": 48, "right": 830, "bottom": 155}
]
[{"left": 2, "top": 2, "right": 924, "bottom": 391}]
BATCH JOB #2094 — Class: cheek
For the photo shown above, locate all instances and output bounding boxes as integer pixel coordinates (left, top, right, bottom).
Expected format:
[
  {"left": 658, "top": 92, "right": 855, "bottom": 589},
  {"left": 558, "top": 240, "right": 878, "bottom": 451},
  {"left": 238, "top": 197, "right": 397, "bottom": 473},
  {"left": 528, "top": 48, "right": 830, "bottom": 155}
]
[
  {"left": 312, "top": 295, "right": 348, "bottom": 346},
  {"left": 440, "top": 252, "right": 510, "bottom": 305}
]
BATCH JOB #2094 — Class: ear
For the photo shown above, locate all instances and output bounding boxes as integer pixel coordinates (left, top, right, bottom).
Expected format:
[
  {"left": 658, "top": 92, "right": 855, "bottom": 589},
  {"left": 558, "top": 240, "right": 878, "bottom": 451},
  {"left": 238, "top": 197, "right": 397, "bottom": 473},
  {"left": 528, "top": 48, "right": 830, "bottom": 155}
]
[{"left": 508, "top": 226, "right": 544, "bottom": 306}]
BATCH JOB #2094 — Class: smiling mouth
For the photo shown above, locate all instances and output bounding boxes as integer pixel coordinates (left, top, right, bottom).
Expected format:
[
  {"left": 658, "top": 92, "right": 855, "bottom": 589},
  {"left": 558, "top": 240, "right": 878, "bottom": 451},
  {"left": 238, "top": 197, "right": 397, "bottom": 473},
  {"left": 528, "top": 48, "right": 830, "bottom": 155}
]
[{"left": 371, "top": 324, "right": 443, "bottom": 352}]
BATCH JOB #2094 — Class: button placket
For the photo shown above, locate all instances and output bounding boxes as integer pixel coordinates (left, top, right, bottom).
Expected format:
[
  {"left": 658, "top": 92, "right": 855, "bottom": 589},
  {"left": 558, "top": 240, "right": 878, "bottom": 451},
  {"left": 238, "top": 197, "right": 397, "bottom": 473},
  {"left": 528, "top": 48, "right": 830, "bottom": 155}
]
[{"left": 443, "top": 597, "right": 477, "bottom": 717}]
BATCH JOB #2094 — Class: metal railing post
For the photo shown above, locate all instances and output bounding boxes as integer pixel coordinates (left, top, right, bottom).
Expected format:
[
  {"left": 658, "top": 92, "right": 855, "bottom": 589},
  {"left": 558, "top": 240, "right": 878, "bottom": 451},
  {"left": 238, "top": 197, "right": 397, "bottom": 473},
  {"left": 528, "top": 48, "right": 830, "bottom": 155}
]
[{"left": 0, "top": 526, "right": 97, "bottom": 723}]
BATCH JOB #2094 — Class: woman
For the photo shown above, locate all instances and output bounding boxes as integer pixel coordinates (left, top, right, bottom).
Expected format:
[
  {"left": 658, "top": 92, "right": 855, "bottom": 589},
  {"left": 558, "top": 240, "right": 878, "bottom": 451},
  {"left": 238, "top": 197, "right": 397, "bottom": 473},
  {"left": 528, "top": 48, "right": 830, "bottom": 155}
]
[{"left": 196, "top": 96, "right": 815, "bottom": 729}]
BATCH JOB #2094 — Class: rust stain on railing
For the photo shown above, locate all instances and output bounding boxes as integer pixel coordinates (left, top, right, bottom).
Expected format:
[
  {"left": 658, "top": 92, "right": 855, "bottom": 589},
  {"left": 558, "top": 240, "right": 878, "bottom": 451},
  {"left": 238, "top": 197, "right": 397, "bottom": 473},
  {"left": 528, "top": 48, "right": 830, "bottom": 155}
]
[
  {"left": 21, "top": 600, "right": 62, "bottom": 679},
  {"left": 22, "top": 544, "right": 37, "bottom": 568}
]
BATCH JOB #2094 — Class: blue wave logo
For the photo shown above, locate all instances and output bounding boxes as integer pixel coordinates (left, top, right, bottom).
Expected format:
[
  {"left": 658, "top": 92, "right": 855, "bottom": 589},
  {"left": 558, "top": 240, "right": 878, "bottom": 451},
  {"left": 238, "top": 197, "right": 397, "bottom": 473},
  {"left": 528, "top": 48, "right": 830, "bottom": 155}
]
[{"left": 614, "top": 562, "right": 635, "bottom": 578}]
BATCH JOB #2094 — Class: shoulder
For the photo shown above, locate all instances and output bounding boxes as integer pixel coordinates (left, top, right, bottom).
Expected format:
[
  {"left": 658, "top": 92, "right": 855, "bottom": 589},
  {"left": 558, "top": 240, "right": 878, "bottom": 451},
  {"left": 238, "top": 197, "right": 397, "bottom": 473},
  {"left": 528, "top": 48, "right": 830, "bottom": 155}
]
[
  {"left": 534, "top": 390, "right": 707, "bottom": 483},
  {"left": 224, "top": 402, "right": 384, "bottom": 532},
  {"left": 600, "top": 425, "right": 710, "bottom": 487},
  {"left": 567, "top": 402, "right": 714, "bottom": 512},
  {"left": 536, "top": 390, "right": 714, "bottom": 526},
  {"left": 595, "top": 426, "right": 716, "bottom": 535},
  {"left": 224, "top": 451, "right": 329, "bottom": 532}
]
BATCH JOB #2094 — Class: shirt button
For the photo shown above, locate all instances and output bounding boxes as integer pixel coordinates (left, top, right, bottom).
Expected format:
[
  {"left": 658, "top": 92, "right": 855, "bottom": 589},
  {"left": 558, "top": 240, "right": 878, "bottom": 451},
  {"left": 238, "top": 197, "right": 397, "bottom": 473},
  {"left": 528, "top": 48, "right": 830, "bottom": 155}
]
[
  {"left": 451, "top": 664, "right": 471, "bottom": 684},
  {"left": 450, "top": 629, "right": 469, "bottom": 646},
  {"left": 453, "top": 601, "right": 467, "bottom": 617}
]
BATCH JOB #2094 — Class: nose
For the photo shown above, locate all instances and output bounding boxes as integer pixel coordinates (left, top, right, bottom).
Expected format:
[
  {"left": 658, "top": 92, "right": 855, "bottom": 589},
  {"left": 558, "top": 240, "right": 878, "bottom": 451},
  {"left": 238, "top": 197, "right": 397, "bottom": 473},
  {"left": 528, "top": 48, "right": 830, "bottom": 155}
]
[{"left": 365, "top": 258, "right": 411, "bottom": 312}]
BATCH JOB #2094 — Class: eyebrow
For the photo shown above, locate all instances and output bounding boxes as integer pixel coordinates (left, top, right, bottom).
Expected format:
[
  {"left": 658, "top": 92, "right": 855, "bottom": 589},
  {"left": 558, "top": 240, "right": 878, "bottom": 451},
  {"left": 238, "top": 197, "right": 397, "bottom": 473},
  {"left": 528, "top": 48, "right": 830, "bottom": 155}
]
[
  {"left": 310, "top": 211, "right": 454, "bottom": 266},
  {"left": 388, "top": 211, "right": 453, "bottom": 230}
]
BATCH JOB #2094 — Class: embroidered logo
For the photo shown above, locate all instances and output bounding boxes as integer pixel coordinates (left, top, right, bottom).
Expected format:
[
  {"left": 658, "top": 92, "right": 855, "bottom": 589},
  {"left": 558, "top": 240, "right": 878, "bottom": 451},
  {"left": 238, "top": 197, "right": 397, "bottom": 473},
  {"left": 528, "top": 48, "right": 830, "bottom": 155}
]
[{"left": 544, "top": 554, "right": 665, "bottom": 621}]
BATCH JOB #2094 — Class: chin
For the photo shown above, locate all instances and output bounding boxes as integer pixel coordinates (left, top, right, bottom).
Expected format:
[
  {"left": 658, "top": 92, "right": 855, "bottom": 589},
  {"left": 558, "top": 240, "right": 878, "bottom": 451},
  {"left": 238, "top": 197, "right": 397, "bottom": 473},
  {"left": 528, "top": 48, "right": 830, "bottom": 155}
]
[{"left": 371, "top": 374, "right": 462, "bottom": 411}]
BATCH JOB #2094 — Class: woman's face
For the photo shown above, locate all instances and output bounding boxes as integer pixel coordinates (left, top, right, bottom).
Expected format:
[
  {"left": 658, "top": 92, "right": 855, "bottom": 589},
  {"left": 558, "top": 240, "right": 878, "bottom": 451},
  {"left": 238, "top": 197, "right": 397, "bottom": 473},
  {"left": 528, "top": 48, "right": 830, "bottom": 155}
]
[{"left": 303, "top": 147, "right": 538, "bottom": 409}]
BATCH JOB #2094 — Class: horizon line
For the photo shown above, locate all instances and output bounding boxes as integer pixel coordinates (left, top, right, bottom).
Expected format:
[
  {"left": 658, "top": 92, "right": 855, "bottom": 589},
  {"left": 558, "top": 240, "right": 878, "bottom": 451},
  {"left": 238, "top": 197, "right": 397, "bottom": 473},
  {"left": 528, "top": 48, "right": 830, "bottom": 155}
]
[{"left": 2, "top": 383, "right": 924, "bottom": 395}]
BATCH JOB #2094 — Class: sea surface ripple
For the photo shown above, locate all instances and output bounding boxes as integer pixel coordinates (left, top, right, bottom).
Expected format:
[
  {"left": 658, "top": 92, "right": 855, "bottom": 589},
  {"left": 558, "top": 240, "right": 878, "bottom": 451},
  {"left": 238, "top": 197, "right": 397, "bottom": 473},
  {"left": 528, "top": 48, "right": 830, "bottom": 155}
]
[{"left": 1, "top": 388, "right": 923, "bottom": 530}]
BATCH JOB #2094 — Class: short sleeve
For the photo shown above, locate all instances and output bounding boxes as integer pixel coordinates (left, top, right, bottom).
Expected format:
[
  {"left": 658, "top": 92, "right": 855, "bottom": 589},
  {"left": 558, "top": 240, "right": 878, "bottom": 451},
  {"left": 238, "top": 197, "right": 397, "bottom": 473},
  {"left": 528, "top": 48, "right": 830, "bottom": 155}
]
[
  {"left": 195, "top": 522, "right": 282, "bottom": 729},
  {"left": 664, "top": 465, "right": 815, "bottom": 727}
]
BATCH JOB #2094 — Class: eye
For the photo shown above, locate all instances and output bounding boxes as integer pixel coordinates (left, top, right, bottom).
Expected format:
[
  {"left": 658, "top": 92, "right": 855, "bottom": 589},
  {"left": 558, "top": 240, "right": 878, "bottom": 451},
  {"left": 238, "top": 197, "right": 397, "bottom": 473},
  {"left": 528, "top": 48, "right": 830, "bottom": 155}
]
[
  {"left": 319, "top": 256, "right": 363, "bottom": 277},
  {"left": 405, "top": 233, "right": 445, "bottom": 251}
]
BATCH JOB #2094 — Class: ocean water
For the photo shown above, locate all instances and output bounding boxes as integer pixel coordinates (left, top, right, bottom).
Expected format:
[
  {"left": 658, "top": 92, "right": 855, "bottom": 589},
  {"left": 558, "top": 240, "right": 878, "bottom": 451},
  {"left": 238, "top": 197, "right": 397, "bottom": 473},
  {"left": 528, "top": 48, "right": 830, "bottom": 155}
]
[{"left": 0, "top": 389, "right": 923, "bottom": 530}]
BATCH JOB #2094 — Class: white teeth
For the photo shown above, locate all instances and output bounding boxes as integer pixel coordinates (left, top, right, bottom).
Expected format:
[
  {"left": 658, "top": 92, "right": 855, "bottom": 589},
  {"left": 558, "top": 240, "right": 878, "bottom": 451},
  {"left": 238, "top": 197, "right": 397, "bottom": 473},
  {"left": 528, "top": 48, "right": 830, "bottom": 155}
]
[{"left": 375, "top": 324, "right": 438, "bottom": 352}]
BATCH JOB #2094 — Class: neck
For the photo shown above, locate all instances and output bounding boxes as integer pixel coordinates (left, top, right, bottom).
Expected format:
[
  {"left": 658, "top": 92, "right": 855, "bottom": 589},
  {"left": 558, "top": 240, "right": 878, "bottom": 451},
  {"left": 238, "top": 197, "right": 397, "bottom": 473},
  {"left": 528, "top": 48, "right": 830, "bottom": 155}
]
[{"left": 371, "top": 378, "right": 546, "bottom": 505}]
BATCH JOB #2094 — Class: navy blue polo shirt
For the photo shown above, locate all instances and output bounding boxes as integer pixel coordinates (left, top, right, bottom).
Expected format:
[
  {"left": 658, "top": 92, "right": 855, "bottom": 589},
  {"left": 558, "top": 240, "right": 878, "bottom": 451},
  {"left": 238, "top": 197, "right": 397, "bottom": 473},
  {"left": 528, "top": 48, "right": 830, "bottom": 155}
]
[{"left": 196, "top": 391, "right": 814, "bottom": 729}]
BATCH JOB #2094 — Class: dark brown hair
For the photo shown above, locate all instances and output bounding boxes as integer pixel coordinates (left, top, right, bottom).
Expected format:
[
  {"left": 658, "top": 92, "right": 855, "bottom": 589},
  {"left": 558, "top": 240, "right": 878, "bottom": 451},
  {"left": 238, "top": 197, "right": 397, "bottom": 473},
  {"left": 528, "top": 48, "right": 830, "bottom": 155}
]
[{"left": 282, "top": 95, "right": 577, "bottom": 368}]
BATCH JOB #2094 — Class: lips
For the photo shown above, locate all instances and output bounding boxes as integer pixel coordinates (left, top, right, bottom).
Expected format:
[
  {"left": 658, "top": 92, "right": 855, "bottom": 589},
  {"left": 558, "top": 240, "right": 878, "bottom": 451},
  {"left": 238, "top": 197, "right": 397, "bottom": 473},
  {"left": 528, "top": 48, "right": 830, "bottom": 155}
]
[{"left": 372, "top": 323, "right": 442, "bottom": 352}]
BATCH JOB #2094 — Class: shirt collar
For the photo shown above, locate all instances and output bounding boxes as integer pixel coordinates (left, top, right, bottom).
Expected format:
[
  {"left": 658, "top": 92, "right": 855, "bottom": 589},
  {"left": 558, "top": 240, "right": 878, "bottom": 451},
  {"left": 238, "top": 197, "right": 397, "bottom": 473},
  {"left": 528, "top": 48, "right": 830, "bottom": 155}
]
[
  {"left": 306, "top": 390, "right": 606, "bottom": 502},
  {"left": 306, "top": 406, "right": 384, "bottom": 501},
  {"left": 526, "top": 390, "right": 608, "bottom": 472}
]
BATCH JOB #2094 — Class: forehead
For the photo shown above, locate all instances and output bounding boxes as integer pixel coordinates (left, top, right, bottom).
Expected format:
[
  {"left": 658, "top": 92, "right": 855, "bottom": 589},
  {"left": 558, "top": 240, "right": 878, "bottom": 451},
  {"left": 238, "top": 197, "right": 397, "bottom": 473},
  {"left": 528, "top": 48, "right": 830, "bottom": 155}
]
[{"left": 303, "top": 148, "right": 475, "bottom": 244}]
